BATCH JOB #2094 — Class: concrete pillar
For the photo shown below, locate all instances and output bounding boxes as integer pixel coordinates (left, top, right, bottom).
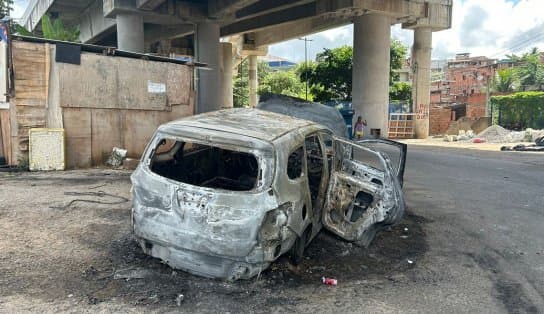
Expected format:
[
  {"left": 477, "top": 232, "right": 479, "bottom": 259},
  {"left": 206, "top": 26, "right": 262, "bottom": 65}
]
[
  {"left": 116, "top": 14, "right": 144, "bottom": 52},
  {"left": 352, "top": 13, "right": 391, "bottom": 138},
  {"left": 248, "top": 55, "right": 258, "bottom": 107},
  {"left": 195, "top": 22, "right": 221, "bottom": 113},
  {"left": 412, "top": 27, "right": 432, "bottom": 139},
  {"left": 220, "top": 42, "right": 234, "bottom": 108}
]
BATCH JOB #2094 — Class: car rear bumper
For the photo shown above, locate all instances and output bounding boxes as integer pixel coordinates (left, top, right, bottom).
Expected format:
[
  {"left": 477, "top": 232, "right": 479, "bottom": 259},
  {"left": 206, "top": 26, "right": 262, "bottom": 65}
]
[{"left": 136, "top": 236, "right": 270, "bottom": 280}]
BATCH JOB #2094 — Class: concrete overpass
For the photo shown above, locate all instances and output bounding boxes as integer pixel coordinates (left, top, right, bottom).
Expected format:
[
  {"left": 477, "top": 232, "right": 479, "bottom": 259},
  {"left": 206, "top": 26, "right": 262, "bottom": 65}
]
[{"left": 21, "top": 0, "right": 452, "bottom": 138}]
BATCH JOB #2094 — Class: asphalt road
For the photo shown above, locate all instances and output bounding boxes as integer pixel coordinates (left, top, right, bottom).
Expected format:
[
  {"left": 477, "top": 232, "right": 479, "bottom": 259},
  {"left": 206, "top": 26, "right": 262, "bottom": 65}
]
[
  {"left": 1, "top": 145, "right": 542, "bottom": 313},
  {"left": 401, "top": 145, "right": 544, "bottom": 313}
]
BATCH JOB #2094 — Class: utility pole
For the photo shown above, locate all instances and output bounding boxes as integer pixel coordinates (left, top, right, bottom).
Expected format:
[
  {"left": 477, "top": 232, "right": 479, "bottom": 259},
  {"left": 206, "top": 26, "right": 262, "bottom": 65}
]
[{"left": 298, "top": 37, "right": 313, "bottom": 100}]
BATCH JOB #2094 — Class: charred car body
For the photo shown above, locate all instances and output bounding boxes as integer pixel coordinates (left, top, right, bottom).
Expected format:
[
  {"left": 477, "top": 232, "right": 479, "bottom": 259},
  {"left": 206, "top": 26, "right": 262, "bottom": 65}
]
[{"left": 131, "top": 108, "right": 406, "bottom": 280}]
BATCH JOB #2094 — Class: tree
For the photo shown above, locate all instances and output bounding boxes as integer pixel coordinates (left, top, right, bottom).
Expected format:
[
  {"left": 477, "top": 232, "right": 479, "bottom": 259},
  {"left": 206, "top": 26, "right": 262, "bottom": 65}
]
[
  {"left": 507, "top": 48, "right": 544, "bottom": 91},
  {"left": 389, "top": 82, "right": 412, "bottom": 103},
  {"left": 233, "top": 58, "right": 270, "bottom": 107},
  {"left": 298, "top": 46, "right": 352, "bottom": 102},
  {"left": 299, "top": 40, "right": 409, "bottom": 103},
  {"left": 494, "top": 68, "right": 516, "bottom": 93},
  {"left": 518, "top": 49, "right": 544, "bottom": 90},
  {"left": 390, "top": 39, "right": 408, "bottom": 84},
  {"left": 0, "top": 0, "right": 13, "bottom": 19},
  {"left": 258, "top": 69, "right": 307, "bottom": 99}
]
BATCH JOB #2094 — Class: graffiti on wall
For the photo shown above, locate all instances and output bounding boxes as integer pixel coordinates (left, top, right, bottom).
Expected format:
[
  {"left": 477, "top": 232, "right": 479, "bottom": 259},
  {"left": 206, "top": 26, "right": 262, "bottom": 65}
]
[{"left": 416, "top": 104, "right": 428, "bottom": 120}]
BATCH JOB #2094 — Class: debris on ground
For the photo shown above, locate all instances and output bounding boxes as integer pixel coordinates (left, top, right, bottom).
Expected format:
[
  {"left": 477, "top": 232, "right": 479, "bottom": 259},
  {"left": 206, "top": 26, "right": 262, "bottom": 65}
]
[
  {"left": 474, "top": 125, "right": 544, "bottom": 144},
  {"left": 50, "top": 191, "right": 129, "bottom": 210},
  {"left": 501, "top": 136, "right": 544, "bottom": 152},
  {"left": 107, "top": 147, "right": 128, "bottom": 167},
  {"left": 175, "top": 294, "right": 185, "bottom": 306},
  {"left": 322, "top": 277, "right": 338, "bottom": 286},
  {"left": 113, "top": 267, "right": 155, "bottom": 280},
  {"left": 475, "top": 125, "right": 511, "bottom": 143}
]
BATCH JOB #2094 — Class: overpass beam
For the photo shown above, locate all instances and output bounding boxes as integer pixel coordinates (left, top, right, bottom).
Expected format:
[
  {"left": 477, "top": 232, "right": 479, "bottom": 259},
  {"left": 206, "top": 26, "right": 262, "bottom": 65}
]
[
  {"left": 352, "top": 13, "right": 391, "bottom": 138},
  {"left": 221, "top": 42, "right": 234, "bottom": 109},
  {"left": 116, "top": 13, "right": 145, "bottom": 52},
  {"left": 248, "top": 55, "right": 258, "bottom": 107},
  {"left": 412, "top": 27, "right": 432, "bottom": 139},
  {"left": 196, "top": 22, "right": 221, "bottom": 113}
]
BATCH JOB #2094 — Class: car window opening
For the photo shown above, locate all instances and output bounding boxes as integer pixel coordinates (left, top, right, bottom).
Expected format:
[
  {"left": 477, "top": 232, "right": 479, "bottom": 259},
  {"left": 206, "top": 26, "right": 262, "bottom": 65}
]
[
  {"left": 150, "top": 139, "right": 259, "bottom": 191},
  {"left": 287, "top": 147, "right": 304, "bottom": 179},
  {"left": 305, "top": 135, "right": 324, "bottom": 206}
]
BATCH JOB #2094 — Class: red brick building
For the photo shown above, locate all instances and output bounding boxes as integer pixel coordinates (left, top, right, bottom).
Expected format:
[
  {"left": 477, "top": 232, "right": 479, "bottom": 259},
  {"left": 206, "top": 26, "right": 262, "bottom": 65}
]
[{"left": 428, "top": 54, "right": 498, "bottom": 134}]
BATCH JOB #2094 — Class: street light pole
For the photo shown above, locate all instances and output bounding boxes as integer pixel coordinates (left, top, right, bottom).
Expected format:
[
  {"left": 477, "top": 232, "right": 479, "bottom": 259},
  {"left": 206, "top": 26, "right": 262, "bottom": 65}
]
[{"left": 298, "top": 37, "right": 313, "bottom": 100}]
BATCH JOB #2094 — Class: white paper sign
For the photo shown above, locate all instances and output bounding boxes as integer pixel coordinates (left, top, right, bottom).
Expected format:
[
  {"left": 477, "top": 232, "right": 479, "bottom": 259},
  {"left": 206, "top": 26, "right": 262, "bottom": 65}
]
[{"left": 147, "top": 81, "right": 166, "bottom": 93}]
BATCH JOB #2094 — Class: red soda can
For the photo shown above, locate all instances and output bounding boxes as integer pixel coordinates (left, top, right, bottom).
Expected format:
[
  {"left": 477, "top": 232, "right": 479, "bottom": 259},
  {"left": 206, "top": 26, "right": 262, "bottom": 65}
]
[{"left": 322, "top": 276, "right": 337, "bottom": 286}]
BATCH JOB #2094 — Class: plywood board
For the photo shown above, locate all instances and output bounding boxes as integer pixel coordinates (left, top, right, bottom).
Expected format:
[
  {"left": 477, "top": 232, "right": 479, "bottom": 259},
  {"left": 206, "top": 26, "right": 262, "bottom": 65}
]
[
  {"left": 12, "top": 41, "right": 47, "bottom": 107},
  {"left": 117, "top": 58, "right": 169, "bottom": 111},
  {"left": 15, "top": 105, "right": 47, "bottom": 152},
  {"left": 59, "top": 53, "right": 118, "bottom": 109},
  {"left": 123, "top": 110, "right": 162, "bottom": 158},
  {"left": 63, "top": 108, "right": 92, "bottom": 168},
  {"left": 0, "top": 110, "right": 10, "bottom": 163},
  {"left": 167, "top": 64, "right": 192, "bottom": 106},
  {"left": 91, "top": 109, "right": 122, "bottom": 165}
]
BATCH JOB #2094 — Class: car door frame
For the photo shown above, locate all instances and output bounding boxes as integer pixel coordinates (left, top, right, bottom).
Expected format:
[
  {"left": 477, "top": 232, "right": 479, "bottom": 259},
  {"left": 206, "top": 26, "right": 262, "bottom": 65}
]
[
  {"left": 356, "top": 138, "right": 407, "bottom": 187},
  {"left": 321, "top": 136, "right": 405, "bottom": 246}
]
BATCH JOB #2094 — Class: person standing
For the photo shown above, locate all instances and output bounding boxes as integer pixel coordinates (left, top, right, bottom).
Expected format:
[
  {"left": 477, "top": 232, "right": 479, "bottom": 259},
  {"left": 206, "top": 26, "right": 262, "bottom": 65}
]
[{"left": 353, "top": 116, "right": 367, "bottom": 140}]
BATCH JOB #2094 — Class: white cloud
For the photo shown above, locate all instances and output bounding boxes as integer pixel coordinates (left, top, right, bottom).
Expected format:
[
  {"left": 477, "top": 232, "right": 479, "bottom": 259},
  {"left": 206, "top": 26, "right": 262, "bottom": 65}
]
[
  {"left": 270, "top": 0, "right": 544, "bottom": 62},
  {"left": 11, "top": 0, "right": 29, "bottom": 19}
]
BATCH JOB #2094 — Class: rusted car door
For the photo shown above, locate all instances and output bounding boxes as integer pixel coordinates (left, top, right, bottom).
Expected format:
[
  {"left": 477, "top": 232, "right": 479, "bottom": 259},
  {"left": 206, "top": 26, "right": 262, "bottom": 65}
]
[{"left": 321, "top": 137, "right": 405, "bottom": 246}]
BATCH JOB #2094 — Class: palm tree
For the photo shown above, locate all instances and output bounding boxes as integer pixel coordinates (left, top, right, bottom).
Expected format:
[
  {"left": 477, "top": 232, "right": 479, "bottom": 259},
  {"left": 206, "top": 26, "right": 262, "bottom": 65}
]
[{"left": 494, "top": 68, "right": 516, "bottom": 93}]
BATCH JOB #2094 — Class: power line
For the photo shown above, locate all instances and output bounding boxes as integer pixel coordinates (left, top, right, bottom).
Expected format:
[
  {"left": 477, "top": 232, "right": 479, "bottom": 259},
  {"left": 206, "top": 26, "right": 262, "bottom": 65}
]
[{"left": 489, "top": 31, "right": 544, "bottom": 58}]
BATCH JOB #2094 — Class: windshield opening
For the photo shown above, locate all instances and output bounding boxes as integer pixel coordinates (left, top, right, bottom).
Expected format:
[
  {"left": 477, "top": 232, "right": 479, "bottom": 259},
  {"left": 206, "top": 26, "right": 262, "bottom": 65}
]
[{"left": 149, "top": 139, "right": 260, "bottom": 191}]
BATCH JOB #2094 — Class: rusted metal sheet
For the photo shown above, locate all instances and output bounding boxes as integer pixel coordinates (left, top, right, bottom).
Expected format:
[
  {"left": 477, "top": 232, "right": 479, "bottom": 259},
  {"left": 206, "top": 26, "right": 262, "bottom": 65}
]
[{"left": 131, "top": 108, "right": 405, "bottom": 280}]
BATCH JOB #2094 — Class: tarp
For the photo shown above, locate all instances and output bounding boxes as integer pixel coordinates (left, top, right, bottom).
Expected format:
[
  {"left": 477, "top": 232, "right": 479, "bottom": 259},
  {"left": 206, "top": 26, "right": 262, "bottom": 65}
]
[{"left": 257, "top": 94, "right": 348, "bottom": 138}]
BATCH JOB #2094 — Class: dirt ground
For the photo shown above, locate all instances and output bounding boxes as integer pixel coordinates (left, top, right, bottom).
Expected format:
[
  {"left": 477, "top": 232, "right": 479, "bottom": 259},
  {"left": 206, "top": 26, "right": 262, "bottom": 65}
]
[{"left": 0, "top": 169, "right": 427, "bottom": 313}]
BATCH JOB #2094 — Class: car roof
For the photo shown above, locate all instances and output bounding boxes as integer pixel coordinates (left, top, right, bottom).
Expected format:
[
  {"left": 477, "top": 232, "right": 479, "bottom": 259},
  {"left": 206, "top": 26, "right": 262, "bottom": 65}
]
[{"left": 160, "top": 108, "right": 319, "bottom": 142}]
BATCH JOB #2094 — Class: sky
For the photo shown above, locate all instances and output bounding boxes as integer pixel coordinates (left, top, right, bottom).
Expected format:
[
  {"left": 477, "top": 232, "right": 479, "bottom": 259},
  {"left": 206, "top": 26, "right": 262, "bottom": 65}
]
[
  {"left": 11, "top": 0, "right": 544, "bottom": 62},
  {"left": 269, "top": 0, "right": 544, "bottom": 62}
]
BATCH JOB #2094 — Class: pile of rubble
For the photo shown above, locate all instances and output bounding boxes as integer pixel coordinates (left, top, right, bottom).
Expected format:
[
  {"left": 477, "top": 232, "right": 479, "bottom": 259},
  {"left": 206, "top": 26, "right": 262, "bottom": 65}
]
[{"left": 444, "top": 125, "right": 544, "bottom": 144}]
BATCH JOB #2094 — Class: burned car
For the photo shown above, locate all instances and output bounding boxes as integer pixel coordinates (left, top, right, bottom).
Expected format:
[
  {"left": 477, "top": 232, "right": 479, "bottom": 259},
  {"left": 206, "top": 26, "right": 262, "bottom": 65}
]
[{"left": 131, "top": 108, "right": 406, "bottom": 280}]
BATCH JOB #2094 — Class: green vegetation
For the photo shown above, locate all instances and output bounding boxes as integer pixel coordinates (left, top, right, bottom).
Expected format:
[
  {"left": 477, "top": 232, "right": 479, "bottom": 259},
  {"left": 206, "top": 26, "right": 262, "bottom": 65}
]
[
  {"left": 12, "top": 14, "right": 80, "bottom": 42},
  {"left": 494, "top": 68, "right": 516, "bottom": 93},
  {"left": 298, "top": 46, "right": 353, "bottom": 102},
  {"left": 298, "top": 40, "right": 410, "bottom": 103},
  {"left": 258, "top": 68, "right": 308, "bottom": 100},
  {"left": 505, "top": 48, "right": 544, "bottom": 91},
  {"left": 233, "top": 59, "right": 271, "bottom": 107},
  {"left": 0, "top": 0, "right": 13, "bottom": 19},
  {"left": 389, "top": 81, "right": 412, "bottom": 103},
  {"left": 235, "top": 39, "right": 411, "bottom": 106},
  {"left": 40, "top": 15, "right": 80, "bottom": 42},
  {"left": 490, "top": 91, "right": 544, "bottom": 129}
]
